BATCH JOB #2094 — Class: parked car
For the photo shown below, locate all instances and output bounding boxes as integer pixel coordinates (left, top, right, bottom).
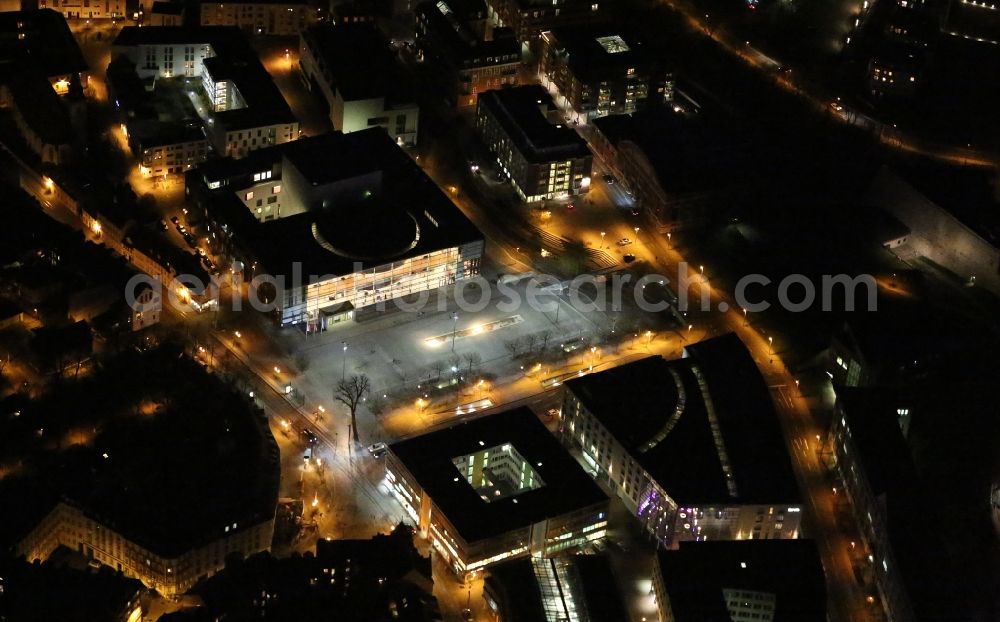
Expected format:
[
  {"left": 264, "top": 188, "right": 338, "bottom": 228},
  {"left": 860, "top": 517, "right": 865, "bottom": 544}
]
[
  {"left": 367, "top": 442, "right": 387, "bottom": 458},
  {"left": 602, "top": 174, "right": 616, "bottom": 184},
  {"left": 616, "top": 237, "right": 632, "bottom": 246}
]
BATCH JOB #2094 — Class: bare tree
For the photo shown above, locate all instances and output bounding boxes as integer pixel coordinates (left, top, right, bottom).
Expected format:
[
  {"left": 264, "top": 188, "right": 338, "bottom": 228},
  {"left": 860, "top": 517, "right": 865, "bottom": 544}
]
[
  {"left": 539, "top": 330, "right": 552, "bottom": 351},
  {"left": 335, "top": 374, "right": 371, "bottom": 449},
  {"left": 503, "top": 338, "right": 521, "bottom": 359},
  {"left": 463, "top": 351, "right": 482, "bottom": 375},
  {"left": 524, "top": 334, "right": 538, "bottom": 353},
  {"left": 430, "top": 360, "right": 445, "bottom": 381}
]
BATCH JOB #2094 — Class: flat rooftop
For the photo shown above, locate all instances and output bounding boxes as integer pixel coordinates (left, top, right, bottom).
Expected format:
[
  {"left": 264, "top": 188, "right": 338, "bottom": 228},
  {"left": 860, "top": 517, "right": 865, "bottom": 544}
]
[
  {"left": 113, "top": 26, "right": 295, "bottom": 129},
  {"left": 415, "top": 0, "right": 519, "bottom": 65},
  {"left": 0, "top": 553, "right": 144, "bottom": 622},
  {"left": 592, "top": 107, "right": 757, "bottom": 194},
  {"left": 485, "top": 554, "right": 629, "bottom": 622},
  {"left": 478, "top": 85, "right": 590, "bottom": 162},
  {"left": 564, "top": 333, "right": 800, "bottom": 506},
  {"left": 388, "top": 407, "right": 607, "bottom": 543},
  {"left": 543, "top": 27, "right": 666, "bottom": 81},
  {"left": 0, "top": 347, "right": 279, "bottom": 557},
  {"left": 0, "top": 9, "right": 88, "bottom": 77},
  {"left": 302, "top": 23, "right": 414, "bottom": 104},
  {"left": 190, "top": 129, "right": 482, "bottom": 277},
  {"left": 657, "top": 540, "right": 827, "bottom": 622}
]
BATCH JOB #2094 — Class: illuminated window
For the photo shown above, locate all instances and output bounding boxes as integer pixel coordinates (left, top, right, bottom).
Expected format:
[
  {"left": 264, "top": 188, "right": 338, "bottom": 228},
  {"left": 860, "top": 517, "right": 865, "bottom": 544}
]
[{"left": 245, "top": 191, "right": 254, "bottom": 200}]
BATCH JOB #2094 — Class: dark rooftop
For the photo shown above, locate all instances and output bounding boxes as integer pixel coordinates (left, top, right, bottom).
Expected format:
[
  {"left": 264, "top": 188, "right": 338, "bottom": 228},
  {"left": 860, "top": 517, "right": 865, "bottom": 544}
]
[
  {"left": 0, "top": 9, "right": 88, "bottom": 77},
  {"left": 543, "top": 27, "right": 668, "bottom": 82},
  {"left": 415, "top": 0, "right": 519, "bottom": 66},
  {"left": 182, "top": 526, "right": 437, "bottom": 621},
  {"left": 876, "top": 163, "right": 1000, "bottom": 247},
  {"left": 113, "top": 26, "right": 295, "bottom": 129},
  {"left": 656, "top": 539, "right": 827, "bottom": 622},
  {"left": 836, "top": 388, "right": 915, "bottom": 500},
  {"left": 0, "top": 64, "right": 72, "bottom": 144},
  {"left": 564, "top": 334, "right": 800, "bottom": 505},
  {"left": 477, "top": 85, "right": 590, "bottom": 162},
  {"left": 0, "top": 553, "right": 144, "bottom": 622},
  {"left": 388, "top": 407, "right": 607, "bottom": 543},
  {"left": 0, "top": 347, "right": 279, "bottom": 557},
  {"left": 592, "top": 107, "right": 758, "bottom": 195},
  {"left": 302, "top": 23, "right": 415, "bottom": 104},
  {"left": 151, "top": 1, "right": 185, "bottom": 15},
  {"left": 485, "top": 554, "right": 629, "bottom": 622},
  {"left": 113, "top": 25, "right": 242, "bottom": 47},
  {"left": 836, "top": 387, "right": 965, "bottom": 622},
  {"left": 190, "top": 129, "right": 482, "bottom": 276}
]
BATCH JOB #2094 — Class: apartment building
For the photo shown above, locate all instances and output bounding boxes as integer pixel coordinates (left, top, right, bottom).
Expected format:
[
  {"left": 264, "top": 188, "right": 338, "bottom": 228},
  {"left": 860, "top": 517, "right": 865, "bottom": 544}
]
[
  {"left": 476, "top": 84, "right": 592, "bottom": 202},
  {"left": 560, "top": 334, "right": 803, "bottom": 547}
]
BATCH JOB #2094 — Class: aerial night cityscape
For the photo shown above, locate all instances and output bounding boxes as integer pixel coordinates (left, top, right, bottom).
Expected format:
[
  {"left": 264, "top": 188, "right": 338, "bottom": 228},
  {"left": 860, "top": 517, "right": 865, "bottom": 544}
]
[{"left": 0, "top": 0, "right": 998, "bottom": 619}]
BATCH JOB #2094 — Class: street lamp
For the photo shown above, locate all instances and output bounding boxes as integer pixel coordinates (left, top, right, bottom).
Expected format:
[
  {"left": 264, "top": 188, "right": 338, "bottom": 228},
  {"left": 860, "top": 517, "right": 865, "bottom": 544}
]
[
  {"left": 667, "top": 232, "right": 672, "bottom": 248},
  {"left": 600, "top": 231, "right": 606, "bottom": 248},
  {"left": 451, "top": 312, "right": 459, "bottom": 352},
  {"left": 341, "top": 341, "right": 348, "bottom": 381},
  {"left": 742, "top": 307, "right": 748, "bottom": 326},
  {"left": 768, "top": 336, "right": 774, "bottom": 356}
]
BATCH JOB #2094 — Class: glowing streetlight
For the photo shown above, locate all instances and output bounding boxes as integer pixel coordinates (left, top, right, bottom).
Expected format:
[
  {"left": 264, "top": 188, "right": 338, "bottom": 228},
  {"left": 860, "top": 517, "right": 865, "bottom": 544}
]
[
  {"left": 341, "top": 341, "right": 348, "bottom": 380},
  {"left": 600, "top": 231, "right": 606, "bottom": 248},
  {"left": 768, "top": 336, "right": 774, "bottom": 356}
]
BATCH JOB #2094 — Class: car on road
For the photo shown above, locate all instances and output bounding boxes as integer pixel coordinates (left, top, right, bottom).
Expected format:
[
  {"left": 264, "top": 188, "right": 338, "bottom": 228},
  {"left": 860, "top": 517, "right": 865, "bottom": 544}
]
[
  {"left": 623, "top": 253, "right": 636, "bottom": 263},
  {"left": 158, "top": 219, "right": 168, "bottom": 231},
  {"left": 367, "top": 442, "right": 387, "bottom": 458},
  {"left": 202, "top": 258, "right": 216, "bottom": 272},
  {"left": 461, "top": 609, "right": 474, "bottom": 622},
  {"left": 561, "top": 337, "right": 586, "bottom": 353},
  {"left": 170, "top": 216, "right": 180, "bottom": 226},
  {"left": 183, "top": 233, "right": 197, "bottom": 247},
  {"left": 302, "top": 429, "right": 318, "bottom": 446},
  {"left": 303, "top": 447, "right": 312, "bottom": 461},
  {"left": 566, "top": 203, "right": 575, "bottom": 211},
  {"left": 602, "top": 174, "right": 616, "bottom": 184},
  {"left": 630, "top": 208, "right": 641, "bottom": 217},
  {"left": 616, "top": 237, "right": 632, "bottom": 246},
  {"left": 545, "top": 408, "right": 560, "bottom": 419}
]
